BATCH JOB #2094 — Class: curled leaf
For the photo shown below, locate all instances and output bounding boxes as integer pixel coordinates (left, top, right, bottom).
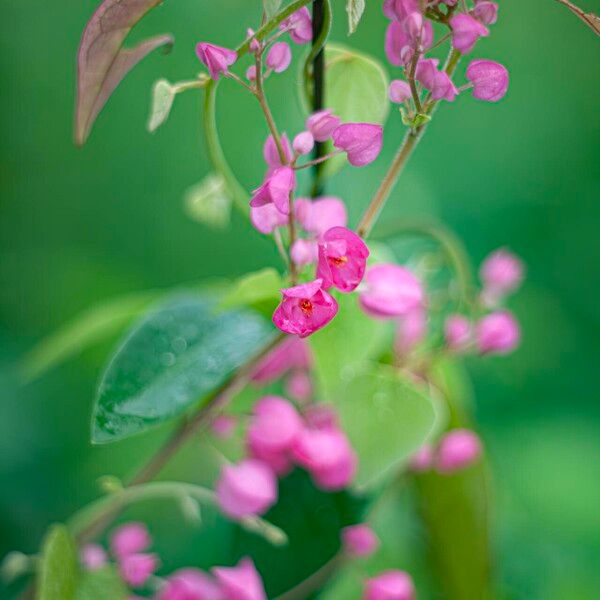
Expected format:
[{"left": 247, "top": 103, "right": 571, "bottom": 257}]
[
  {"left": 346, "top": 0, "right": 366, "bottom": 34},
  {"left": 184, "top": 173, "right": 232, "bottom": 229},
  {"left": 75, "top": 0, "right": 173, "bottom": 146},
  {"left": 147, "top": 79, "right": 175, "bottom": 132}
]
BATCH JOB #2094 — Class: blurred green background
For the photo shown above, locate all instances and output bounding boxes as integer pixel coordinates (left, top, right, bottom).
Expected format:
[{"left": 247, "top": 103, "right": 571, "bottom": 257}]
[{"left": 1, "top": 0, "right": 599, "bottom": 598}]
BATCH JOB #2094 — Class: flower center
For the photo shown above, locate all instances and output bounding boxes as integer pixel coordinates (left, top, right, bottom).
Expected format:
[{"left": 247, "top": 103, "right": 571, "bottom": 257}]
[
  {"left": 300, "top": 299, "right": 313, "bottom": 314},
  {"left": 329, "top": 255, "right": 348, "bottom": 268}
]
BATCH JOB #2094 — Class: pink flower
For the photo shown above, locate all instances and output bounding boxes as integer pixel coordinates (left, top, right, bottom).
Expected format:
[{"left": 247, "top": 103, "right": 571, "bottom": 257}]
[
  {"left": 403, "top": 12, "right": 433, "bottom": 46},
  {"left": 80, "top": 544, "right": 107, "bottom": 571},
  {"left": 250, "top": 203, "right": 288, "bottom": 234},
  {"left": 250, "top": 337, "right": 311, "bottom": 383},
  {"left": 158, "top": 568, "right": 223, "bottom": 600},
  {"left": 317, "top": 227, "right": 369, "bottom": 293},
  {"left": 437, "top": 429, "right": 482, "bottom": 473},
  {"left": 250, "top": 167, "right": 296, "bottom": 215},
  {"left": 342, "top": 524, "right": 380, "bottom": 558},
  {"left": 212, "top": 557, "right": 266, "bottom": 600},
  {"left": 304, "top": 404, "right": 339, "bottom": 430},
  {"left": 306, "top": 109, "right": 341, "bottom": 142},
  {"left": 285, "top": 371, "right": 313, "bottom": 401},
  {"left": 472, "top": 1, "right": 499, "bottom": 25},
  {"left": 195, "top": 43, "right": 237, "bottom": 80},
  {"left": 332, "top": 123, "right": 383, "bottom": 167},
  {"left": 266, "top": 42, "right": 292, "bottom": 73},
  {"left": 247, "top": 28, "right": 261, "bottom": 54},
  {"left": 295, "top": 196, "right": 347, "bottom": 238},
  {"left": 272, "top": 279, "right": 338, "bottom": 338},
  {"left": 466, "top": 59, "right": 509, "bottom": 102},
  {"left": 359, "top": 264, "right": 424, "bottom": 318},
  {"left": 394, "top": 308, "right": 427, "bottom": 355},
  {"left": 384, "top": 0, "right": 420, "bottom": 22},
  {"left": 480, "top": 248, "right": 523, "bottom": 297},
  {"left": 281, "top": 7, "right": 312, "bottom": 45},
  {"left": 389, "top": 80, "right": 412, "bottom": 104},
  {"left": 245, "top": 65, "right": 257, "bottom": 82},
  {"left": 291, "top": 239, "right": 318, "bottom": 267},
  {"left": 119, "top": 553, "right": 159, "bottom": 587},
  {"left": 363, "top": 570, "right": 415, "bottom": 600},
  {"left": 292, "top": 427, "right": 357, "bottom": 491},
  {"left": 415, "top": 59, "right": 458, "bottom": 101},
  {"left": 292, "top": 131, "right": 315, "bottom": 155},
  {"left": 476, "top": 311, "right": 520, "bottom": 355},
  {"left": 216, "top": 459, "right": 277, "bottom": 520},
  {"left": 444, "top": 314, "right": 472, "bottom": 351},
  {"left": 385, "top": 21, "right": 410, "bottom": 66},
  {"left": 110, "top": 522, "right": 151, "bottom": 559},
  {"left": 211, "top": 415, "right": 237, "bottom": 439},
  {"left": 263, "top": 133, "right": 292, "bottom": 175},
  {"left": 450, "top": 14, "right": 489, "bottom": 54},
  {"left": 408, "top": 444, "right": 434, "bottom": 472}
]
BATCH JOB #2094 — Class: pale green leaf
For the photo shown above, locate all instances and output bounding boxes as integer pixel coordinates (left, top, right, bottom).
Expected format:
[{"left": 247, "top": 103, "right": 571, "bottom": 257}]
[
  {"left": 75, "top": 567, "right": 128, "bottom": 600},
  {"left": 346, "top": 0, "right": 366, "bottom": 34},
  {"left": 339, "top": 364, "right": 438, "bottom": 488},
  {"left": 37, "top": 525, "right": 78, "bottom": 600},
  {"left": 147, "top": 78, "right": 175, "bottom": 132},
  {"left": 184, "top": 173, "right": 232, "bottom": 229}
]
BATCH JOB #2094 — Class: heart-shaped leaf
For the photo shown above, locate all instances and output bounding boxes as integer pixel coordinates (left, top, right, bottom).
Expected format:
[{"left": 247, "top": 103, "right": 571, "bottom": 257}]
[
  {"left": 37, "top": 525, "right": 78, "bottom": 600},
  {"left": 75, "top": 0, "right": 173, "bottom": 146},
  {"left": 92, "top": 294, "right": 275, "bottom": 443}
]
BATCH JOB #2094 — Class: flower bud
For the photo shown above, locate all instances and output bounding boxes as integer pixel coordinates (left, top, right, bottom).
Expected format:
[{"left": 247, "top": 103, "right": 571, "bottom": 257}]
[
  {"left": 415, "top": 59, "right": 458, "bottom": 101},
  {"left": 291, "top": 239, "right": 318, "bottom": 267},
  {"left": 247, "top": 396, "right": 302, "bottom": 454},
  {"left": 110, "top": 522, "right": 151, "bottom": 559},
  {"left": 466, "top": 60, "right": 509, "bottom": 102},
  {"left": 285, "top": 371, "right": 313, "bottom": 401},
  {"left": 80, "top": 544, "right": 107, "bottom": 571},
  {"left": 295, "top": 196, "right": 348, "bottom": 237},
  {"left": 247, "top": 28, "right": 261, "bottom": 54},
  {"left": 158, "top": 568, "right": 222, "bottom": 600},
  {"left": 403, "top": 12, "right": 423, "bottom": 45},
  {"left": 119, "top": 553, "right": 159, "bottom": 587},
  {"left": 476, "top": 311, "right": 520, "bottom": 355},
  {"left": 216, "top": 459, "right": 277, "bottom": 519},
  {"left": 472, "top": 1, "right": 499, "bottom": 25},
  {"left": 449, "top": 14, "right": 489, "bottom": 54},
  {"left": 332, "top": 123, "right": 384, "bottom": 167},
  {"left": 480, "top": 248, "right": 523, "bottom": 296},
  {"left": 266, "top": 42, "right": 292, "bottom": 73},
  {"left": 245, "top": 65, "right": 257, "bottom": 82},
  {"left": 292, "top": 131, "right": 315, "bottom": 155},
  {"left": 389, "top": 79, "right": 412, "bottom": 104},
  {"left": 195, "top": 43, "right": 237, "bottom": 81},
  {"left": 437, "top": 429, "right": 482, "bottom": 473},
  {"left": 306, "top": 109, "right": 341, "bottom": 142},
  {"left": 317, "top": 227, "right": 370, "bottom": 293},
  {"left": 408, "top": 444, "right": 434, "bottom": 472},
  {"left": 342, "top": 524, "right": 380, "bottom": 558},
  {"left": 444, "top": 314, "right": 472, "bottom": 351},
  {"left": 363, "top": 570, "right": 415, "bottom": 600},
  {"left": 359, "top": 264, "right": 424, "bottom": 319},
  {"left": 213, "top": 557, "right": 267, "bottom": 600},
  {"left": 272, "top": 279, "right": 338, "bottom": 338}
]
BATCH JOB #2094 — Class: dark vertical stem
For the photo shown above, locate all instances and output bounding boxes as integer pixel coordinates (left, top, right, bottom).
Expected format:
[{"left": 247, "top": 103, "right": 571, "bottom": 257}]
[{"left": 311, "top": 0, "right": 326, "bottom": 197}]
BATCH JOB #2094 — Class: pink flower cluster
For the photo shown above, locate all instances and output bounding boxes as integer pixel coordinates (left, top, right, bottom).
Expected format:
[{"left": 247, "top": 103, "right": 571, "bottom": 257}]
[{"left": 383, "top": 0, "right": 509, "bottom": 105}]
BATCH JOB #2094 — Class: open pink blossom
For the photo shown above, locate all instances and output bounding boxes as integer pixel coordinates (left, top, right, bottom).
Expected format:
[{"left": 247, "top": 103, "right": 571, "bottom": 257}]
[
  {"left": 408, "top": 444, "right": 434, "bottom": 472},
  {"left": 437, "top": 429, "right": 482, "bottom": 473},
  {"left": 472, "top": 1, "right": 499, "bottom": 25},
  {"left": 342, "top": 524, "right": 380, "bottom": 558},
  {"left": 293, "top": 426, "right": 357, "bottom": 490},
  {"left": 359, "top": 264, "right": 424, "bottom": 318},
  {"left": 195, "top": 43, "right": 237, "bottom": 80},
  {"left": 266, "top": 42, "right": 292, "bottom": 73},
  {"left": 385, "top": 18, "right": 433, "bottom": 66},
  {"left": 263, "top": 133, "right": 292, "bottom": 173},
  {"left": 250, "top": 167, "right": 296, "bottom": 215},
  {"left": 415, "top": 58, "right": 458, "bottom": 101},
  {"left": 332, "top": 123, "right": 383, "bottom": 167},
  {"left": 110, "top": 522, "right": 151, "bottom": 559},
  {"left": 272, "top": 279, "right": 338, "bottom": 338},
  {"left": 394, "top": 308, "right": 427, "bottom": 355},
  {"left": 363, "top": 570, "right": 415, "bottom": 600},
  {"left": 213, "top": 557, "right": 266, "bottom": 600},
  {"left": 450, "top": 14, "right": 489, "bottom": 54},
  {"left": 476, "top": 311, "right": 520, "bottom": 354},
  {"left": 81, "top": 544, "right": 107, "bottom": 571},
  {"left": 295, "top": 196, "right": 347, "bottom": 238},
  {"left": 317, "top": 227, "right": 369, "bottom": 293},
  {"left": 292, "top": 131, "right": 315, "bottom": 155},
  {"left": 216, "top": 459, "right": 277, "bottom": 519},
  {"left": 281, "top": 6, "right": 312, "bottom": 44},
  {"left": 285, "top": 371, "right": 313, "bottom": 401},
  {"left": 306, "top": 109, "right": 341, "bottom": 142},
  {"left": 389, "top": 80, "right": 412, "bottom": 104},
  {"left": 444, "top": 314, "right": 472, "bottom": 351},
  {"left": 480, "top": 248, "right": 523, "bottom": 296},
  {"left": 158, "top": 568, "right": 223, "bottom": 600},
  {"left": 291, "top": 239, "right": 318, "bottom": 267},
  {"left": 119, "top": 553, "right": 159, "bottom": 588},
  {"left": 250, "top": 202, "right": 288, "bottom": 234},
  {"left": 466, "top": 60, "right": 509, "bottom": 102},
  {"left": 250, "top": 337, "right": 311, "bottom": 383}
]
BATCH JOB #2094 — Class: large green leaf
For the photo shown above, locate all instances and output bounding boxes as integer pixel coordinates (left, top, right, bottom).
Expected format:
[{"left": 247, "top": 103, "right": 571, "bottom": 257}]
[
  {"left": 308, "top": 292, "right": 390, "bottom": 401},
  {"left": 36, "top": 525, "right": 78, "bottom": 600},
  {"left": 340, "top": 365, "right": 438, "bottom": 488},
  {"left": 92, "top": 294, "right": 275, "bottom": 443},
  {"left": 75, "top": 567, "right": 128, "bottom": 600}
]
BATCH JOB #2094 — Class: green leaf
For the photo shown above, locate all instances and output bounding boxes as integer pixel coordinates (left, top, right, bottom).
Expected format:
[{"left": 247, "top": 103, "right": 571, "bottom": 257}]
[
  {"left": 263, "top": 0, "right": 283, "bottom": 20},
  {"left": 346, "top": 0, "right": 366, "bottom": 34},
  {"left": 92, "top": 294, "right": 275, "bottom": 443},
  {"left": 20, "top": 291, "right": 159, "bottom": 382},
  {"left": 36, "top": 525, "right": 78, "bottom": 600},
  {"left": 339, "top": 364, "right": 438, "bottom": 488},
  {"left": 220, "top": 268, "right": 283, "bottom": 313},
  {"left": 308, "top": 292, "right": 389, "bottom": 401},
  {"left": 75, "top": 567, "right": 128, "bottom": 600},
  {"left": 147, "top": 79, "right": 175, "bottom": 132},
  {"left": 184, "top": 173, "right": 232, "bottom": 229}
]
